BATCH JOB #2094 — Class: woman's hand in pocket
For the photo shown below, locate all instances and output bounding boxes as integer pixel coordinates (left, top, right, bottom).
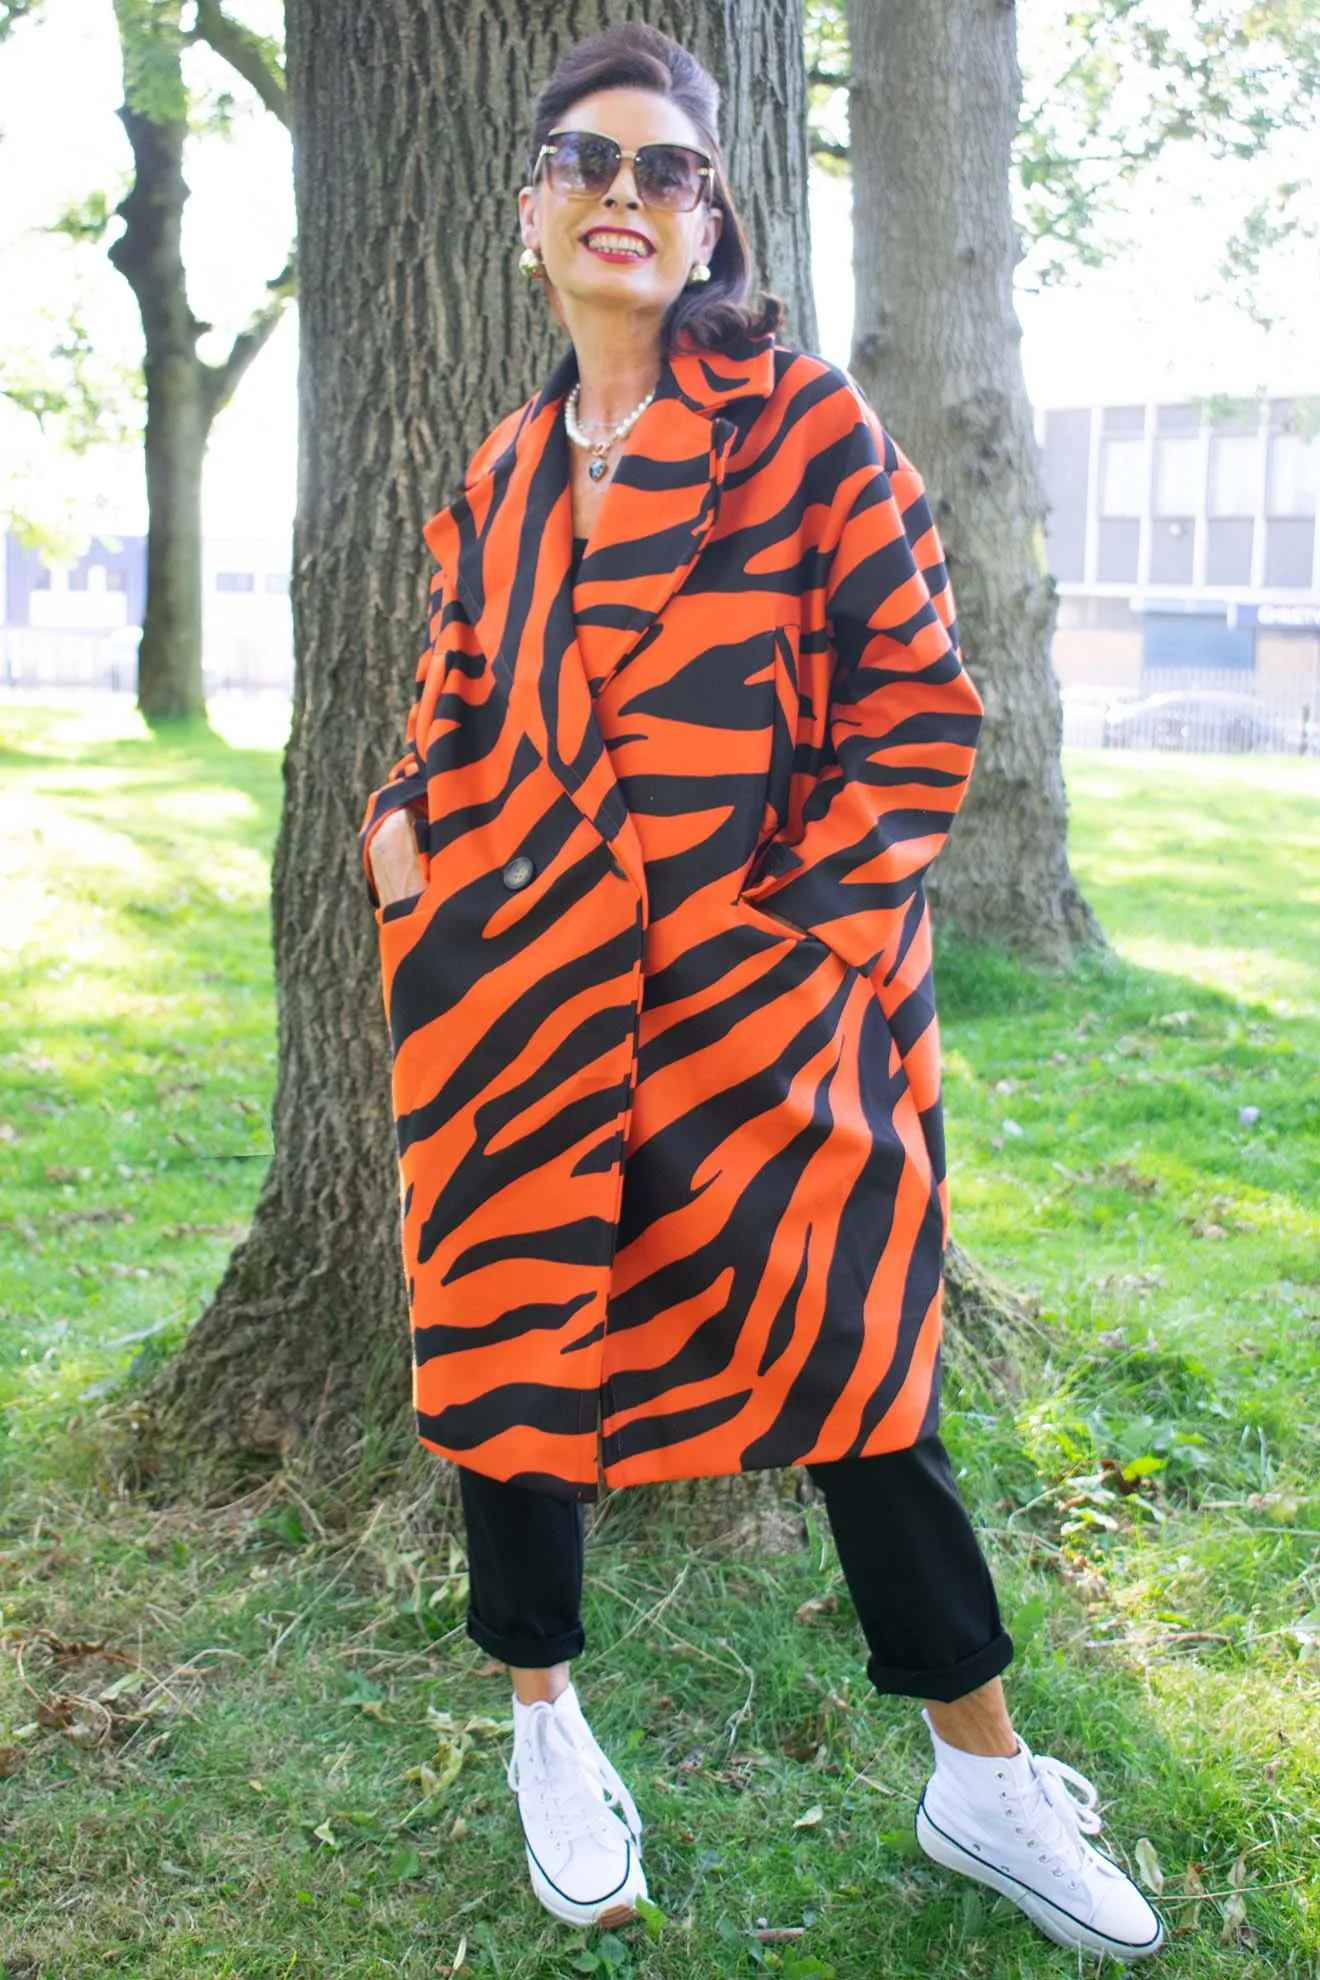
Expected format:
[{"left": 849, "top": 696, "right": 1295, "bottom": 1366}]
[{"left": 369, "top": 807, "right": 427, "bottom": 909}]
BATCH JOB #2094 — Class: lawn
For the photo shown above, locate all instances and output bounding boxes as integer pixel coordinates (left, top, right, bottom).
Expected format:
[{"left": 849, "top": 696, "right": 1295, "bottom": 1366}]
[{"left": 1, "top": 698, "right": 1318, "bottom": 1979}]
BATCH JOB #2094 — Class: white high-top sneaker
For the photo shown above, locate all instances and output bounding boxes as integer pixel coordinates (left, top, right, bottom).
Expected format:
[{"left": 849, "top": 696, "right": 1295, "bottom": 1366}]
[
  {"left": 915, "top": 1711, "right": 1164, "bottom": 1962},
  {"left": 506, "top": 1682, "right": 648, "bottom": 1929}
]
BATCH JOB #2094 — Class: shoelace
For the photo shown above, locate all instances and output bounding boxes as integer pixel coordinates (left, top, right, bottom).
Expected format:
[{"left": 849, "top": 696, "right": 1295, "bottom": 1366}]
[
  {"left": 508, "top": 1704, "right": 643, "bottom": 1849},
  {"left": 1001, "top": 1753, "right": 1108, "bottom": 1889}
]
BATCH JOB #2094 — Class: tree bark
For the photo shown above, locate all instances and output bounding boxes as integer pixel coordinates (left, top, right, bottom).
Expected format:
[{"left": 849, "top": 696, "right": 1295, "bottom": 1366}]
[
  {"left": 846, "top": 0, "right": 1101, "bottom": 962},
  {"left": 108, "top": 9, "right": 291, "bottom": 725},
  {"left": 139, "top": 0, "right": 820, "bottom": 1493},
  {"left": 110, "top": 98, "right": 209, "bottom": 722}
]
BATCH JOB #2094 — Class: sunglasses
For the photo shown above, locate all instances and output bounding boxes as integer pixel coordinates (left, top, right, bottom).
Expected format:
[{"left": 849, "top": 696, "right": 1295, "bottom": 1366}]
[{"left": 532, "top": 129, "right": 714, "bottom": 213}]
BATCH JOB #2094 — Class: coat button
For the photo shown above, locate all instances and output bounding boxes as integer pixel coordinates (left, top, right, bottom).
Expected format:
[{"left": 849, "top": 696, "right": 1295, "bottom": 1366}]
[{"left": 502, "top": 854, "right": 535, "bottom": 891}]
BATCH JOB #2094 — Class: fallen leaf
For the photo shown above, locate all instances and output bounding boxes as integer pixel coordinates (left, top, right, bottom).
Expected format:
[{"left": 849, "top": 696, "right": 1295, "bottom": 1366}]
[
  {"left": 1134, "top": 1837, "right": 1164, "bottom": 1894},
  {"left": 1221, "top": 1889, "right": 1248, "bottom": 1940},
  {"left": 793, "top": 1804, "right": 824, "bottom": 1828}
]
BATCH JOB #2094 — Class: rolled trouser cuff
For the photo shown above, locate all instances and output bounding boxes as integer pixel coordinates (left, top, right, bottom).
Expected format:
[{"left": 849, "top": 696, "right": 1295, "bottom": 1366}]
[
  {"left": 464, "top": 1607, "right": 585, "bottom": 1669},
  {"left": 866, "top": 1626, "right": 1015, "bottom": 1704}
]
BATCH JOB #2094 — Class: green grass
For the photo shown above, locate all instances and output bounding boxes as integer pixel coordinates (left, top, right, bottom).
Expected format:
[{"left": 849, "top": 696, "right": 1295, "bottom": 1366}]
[{"left": 1, "top": 705, "right": 1318, "bottom": 1979}]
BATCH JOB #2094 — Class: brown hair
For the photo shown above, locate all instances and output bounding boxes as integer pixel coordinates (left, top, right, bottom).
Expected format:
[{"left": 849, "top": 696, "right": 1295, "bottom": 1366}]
[{"left": 524, "top": 21, "right": 783, "bottom": 356}]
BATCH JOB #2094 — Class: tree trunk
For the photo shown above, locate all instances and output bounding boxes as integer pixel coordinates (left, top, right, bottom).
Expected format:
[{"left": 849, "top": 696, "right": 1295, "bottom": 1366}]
[
  {"left": 138, "top": 0, "right": 819, "bottom": 1495},
  {"left": 108, "top": 12, "right": 292, "bottom": 727},
  {"left": 846, "top": 0, "right": 1101, "bottom": 962},
  {"left": 110, "top": 99, "right": 209, "bottom": 723}
]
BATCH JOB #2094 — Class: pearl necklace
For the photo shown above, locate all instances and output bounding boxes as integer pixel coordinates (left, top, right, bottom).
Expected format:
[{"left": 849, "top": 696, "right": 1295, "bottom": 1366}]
[{"left": 565, "top": 380, "right": 657, "bottom": 481}]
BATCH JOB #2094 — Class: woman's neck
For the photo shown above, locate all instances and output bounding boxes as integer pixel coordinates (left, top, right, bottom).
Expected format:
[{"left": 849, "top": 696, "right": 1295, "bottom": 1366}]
[{"left": 566, "top": 310, "right": 663, "bottom": 430}]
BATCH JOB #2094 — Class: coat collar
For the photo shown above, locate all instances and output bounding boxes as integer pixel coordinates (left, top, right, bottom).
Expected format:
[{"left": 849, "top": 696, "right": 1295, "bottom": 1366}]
[{"left": 421, "top": 329, "right": 778, "bottom": 907}]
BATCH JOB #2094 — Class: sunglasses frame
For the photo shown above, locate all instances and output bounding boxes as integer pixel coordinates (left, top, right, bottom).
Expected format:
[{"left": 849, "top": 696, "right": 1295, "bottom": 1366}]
[{"left": 532, "top": 128, "right": 716, "bottom": 212}]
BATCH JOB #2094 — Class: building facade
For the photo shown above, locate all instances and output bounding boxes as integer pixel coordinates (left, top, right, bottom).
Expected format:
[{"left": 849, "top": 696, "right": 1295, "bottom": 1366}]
[
  {"left": 1040, "top": 395, "right": 1320, "bottom": 737},
  {"left": 1, "top": 529, "right": 293, "bottom": 692}
]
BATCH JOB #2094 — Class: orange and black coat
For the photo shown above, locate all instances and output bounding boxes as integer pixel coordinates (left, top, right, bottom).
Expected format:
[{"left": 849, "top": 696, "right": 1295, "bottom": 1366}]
[{"left": 358, "top": 328, "right": 983, "bottom": 1503}]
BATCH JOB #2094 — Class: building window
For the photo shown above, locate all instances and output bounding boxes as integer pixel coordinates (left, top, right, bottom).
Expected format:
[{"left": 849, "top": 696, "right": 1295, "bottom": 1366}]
[
  {"left": 1268, "top": 433, "right": 1320, "bottom": 517},
  {"left": 1264, "top": 518, "right": 1316, "bottom": 587},
  {"left": 32, "top": 565, "right": 51, "bottom": 590},
  {"left": 1156, "top": 402, "right": 1199, "bottom": 437},
  {"left": 68, "top": 566, "right": 89, "bottom": 591},
  {"left": 1205, "top": 519, "right": 1253, "bottom": 587},
  {"left": 1097, "top": 519, "right": 1141, "bottom": 583},
  {"left": 216, "top": 571, "right": 256, "bottom": 593},
  {"left": 1154, "top": 436, "right": 1200, "bottom": 516},
  {"left": 1100, "top": 439, "right": 1145, "bottom": 517},
  {"left": 1208, "top": 435, "right": 1259, "bottom": 518},
  {"left": 264, "top": 571, "right": 291, "bottom": 595},
  {"left": 106, "top": 569, "right": 126, "bottom": 592}
]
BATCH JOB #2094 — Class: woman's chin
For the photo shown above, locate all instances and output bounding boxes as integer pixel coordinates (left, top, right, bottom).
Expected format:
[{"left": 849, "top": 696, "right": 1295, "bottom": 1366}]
[{"left": 554, "top": 275, "right": 669, "bottom": 316}]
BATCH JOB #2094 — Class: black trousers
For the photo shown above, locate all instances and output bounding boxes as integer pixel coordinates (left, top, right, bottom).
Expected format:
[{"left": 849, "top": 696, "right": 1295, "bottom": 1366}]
[{"left": 456, "top": 1435, "right": 1013, "bottom": 1704}]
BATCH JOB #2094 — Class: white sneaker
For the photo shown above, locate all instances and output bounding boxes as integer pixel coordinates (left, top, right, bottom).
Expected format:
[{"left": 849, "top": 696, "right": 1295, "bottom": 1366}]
[
  {"left": 915, "top": 1711, "right": 1164, "bottom": 1962},
  {"left": 506, "top": 1682, "right": 648, "bottom": 1929}
]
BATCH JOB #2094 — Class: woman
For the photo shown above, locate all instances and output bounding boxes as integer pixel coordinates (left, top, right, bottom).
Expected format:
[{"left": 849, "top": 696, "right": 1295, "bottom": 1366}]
[{"left": 359, "top": 22, "right": 1162, "bottom": 1964}]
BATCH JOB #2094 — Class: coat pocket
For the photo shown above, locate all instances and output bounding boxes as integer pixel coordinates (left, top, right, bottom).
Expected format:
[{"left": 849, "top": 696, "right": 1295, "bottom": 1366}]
[
  {"left": 732, "top": 890, "right": 815, "bottom": 945},
  {"left": 376, "top": 887, "right": 427, "bottom": 926},
  {"left": 732, "top": 884, "right": 863, "bottom": 993}
]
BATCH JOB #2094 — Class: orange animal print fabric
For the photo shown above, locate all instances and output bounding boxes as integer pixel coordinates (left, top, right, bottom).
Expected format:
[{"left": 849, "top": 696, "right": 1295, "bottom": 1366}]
[{"left": 359, "top": 328, "right": 983, "bottom": 1502}]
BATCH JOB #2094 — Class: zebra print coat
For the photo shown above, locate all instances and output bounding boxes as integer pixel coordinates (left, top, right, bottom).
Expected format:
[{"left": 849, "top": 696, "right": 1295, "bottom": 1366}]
[{"left": 358, "top": 327, "right": 983, "bottom": 1502}]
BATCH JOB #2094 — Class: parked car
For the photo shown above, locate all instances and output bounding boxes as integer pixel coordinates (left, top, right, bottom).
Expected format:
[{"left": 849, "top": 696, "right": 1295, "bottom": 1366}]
[
  {"left": 1060, "top": 683, "right": 1136, "bottom": 748},
  {"left": 1102, "top": 689, "right": 1294, "bottom": 753}
]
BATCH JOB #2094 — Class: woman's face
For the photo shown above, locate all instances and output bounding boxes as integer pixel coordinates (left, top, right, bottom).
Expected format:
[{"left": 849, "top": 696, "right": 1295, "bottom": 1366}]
[{"left": 518, "top": 87, "right": 724, "bottom": 329}]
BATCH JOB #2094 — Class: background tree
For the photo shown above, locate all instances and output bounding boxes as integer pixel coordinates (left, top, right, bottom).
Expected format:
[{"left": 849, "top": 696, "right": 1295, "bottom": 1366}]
[
  {"left": 819, "top": 0, "right": 1320, "bottom": 958},
  {"left": 0, "top": 0, "right": 294, "bottom": 717},
  {"left": 807, "top": 0, "right": 1320, "bottom": 301},
  {"left": 107, "top": 0, "right": 293, "bottom": 722},
  {"left": 141, "top": 0, "right": 821, "bottom": 1488},
  {"left": 846, "top": 0, "right": 1097, "bottom": 958}
]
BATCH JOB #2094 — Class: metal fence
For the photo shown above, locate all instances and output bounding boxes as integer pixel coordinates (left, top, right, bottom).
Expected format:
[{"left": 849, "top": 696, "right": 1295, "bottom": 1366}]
[
  {"left": 1061, "top": 667, "right": 1316, "bottom": 753},
  {"left": 1, "top": 626, "right": 293, "bottom": 697},
  {"left": 6, "top": 627, "right": 1316, "bottom": 756}
]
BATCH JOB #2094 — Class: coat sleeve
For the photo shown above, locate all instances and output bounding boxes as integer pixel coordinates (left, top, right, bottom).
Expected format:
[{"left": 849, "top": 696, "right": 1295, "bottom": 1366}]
[
  {"left": 737, "top": 387, "right": 983, "bottom": 977},
  {"left": 357, "top": 565, "right": 445, "bottom": 909}
]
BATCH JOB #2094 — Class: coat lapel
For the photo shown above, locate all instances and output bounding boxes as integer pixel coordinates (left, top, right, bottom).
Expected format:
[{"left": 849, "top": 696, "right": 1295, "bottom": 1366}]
[{"left": 422, "top": 330, "right": 778, "bottom": 907}]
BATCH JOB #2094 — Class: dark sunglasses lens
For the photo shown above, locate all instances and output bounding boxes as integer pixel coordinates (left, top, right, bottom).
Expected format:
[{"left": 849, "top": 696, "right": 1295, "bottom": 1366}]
[
  {"left": 549, "top": 132, "right": 619, "bottom": 193},
  {"left": 637, "top": 145, "right": 704, "bottom": 208},
  {"left": 546, "top": 133, "right": 706, "bottom": 209}
]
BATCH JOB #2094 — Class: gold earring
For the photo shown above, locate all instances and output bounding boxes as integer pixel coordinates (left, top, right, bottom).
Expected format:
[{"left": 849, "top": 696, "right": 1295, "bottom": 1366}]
[
  {"left": 519, "top": 246, "right": 546, "bottom": 280},
  {"left": 686, "top": 261, "right": 711, "bottom": 286}
]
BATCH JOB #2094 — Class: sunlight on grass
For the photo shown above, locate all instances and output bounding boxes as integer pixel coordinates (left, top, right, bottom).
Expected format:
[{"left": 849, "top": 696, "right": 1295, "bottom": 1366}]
[{"left": 1114, "top": 935, "right": 1315, "bottom": 1016}]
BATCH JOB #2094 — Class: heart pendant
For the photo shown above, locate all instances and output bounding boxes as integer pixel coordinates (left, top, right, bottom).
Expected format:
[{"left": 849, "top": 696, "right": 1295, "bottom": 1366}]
[{"left": 588, "top": 458, "right": 607, "bottom": 482}]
